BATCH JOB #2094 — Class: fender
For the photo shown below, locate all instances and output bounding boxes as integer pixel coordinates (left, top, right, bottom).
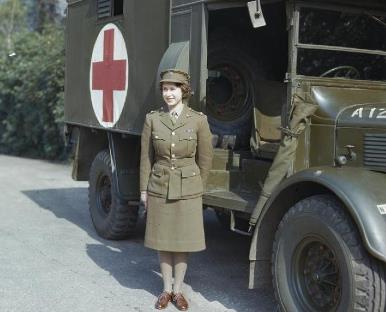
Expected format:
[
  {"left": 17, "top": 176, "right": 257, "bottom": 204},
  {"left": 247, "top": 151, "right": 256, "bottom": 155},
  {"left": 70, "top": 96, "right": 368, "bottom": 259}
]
[
  {"left": 107, "top": 132, "right": 141, "bottom": 201},
  {"left": 250, "top": 166, "right": 386, "bottom": 264},
  {"left": 157, "top": 41, "right": 190, "bottom": 85}
]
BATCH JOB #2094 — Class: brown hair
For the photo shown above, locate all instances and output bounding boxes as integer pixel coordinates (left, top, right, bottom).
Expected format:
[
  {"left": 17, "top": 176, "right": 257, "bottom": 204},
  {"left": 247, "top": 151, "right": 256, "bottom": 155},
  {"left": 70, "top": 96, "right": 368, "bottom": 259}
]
[{"left": 160, "top": 82, "right": 192, "bottom": 99}]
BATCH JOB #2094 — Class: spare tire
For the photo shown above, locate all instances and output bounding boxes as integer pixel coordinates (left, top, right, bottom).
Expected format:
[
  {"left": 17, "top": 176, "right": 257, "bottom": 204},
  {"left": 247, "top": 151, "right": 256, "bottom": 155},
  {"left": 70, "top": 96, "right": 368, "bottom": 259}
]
[{"left": 207, "top": 29, "right": 267, "bottom": 149}]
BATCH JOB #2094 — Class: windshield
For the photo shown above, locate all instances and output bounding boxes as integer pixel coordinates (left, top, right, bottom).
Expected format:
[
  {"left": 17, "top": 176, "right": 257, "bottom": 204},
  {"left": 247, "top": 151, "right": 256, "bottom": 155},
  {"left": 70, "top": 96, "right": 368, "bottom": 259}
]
[{"left": 297, "top": 6, "right": 386, "bottom": 81}]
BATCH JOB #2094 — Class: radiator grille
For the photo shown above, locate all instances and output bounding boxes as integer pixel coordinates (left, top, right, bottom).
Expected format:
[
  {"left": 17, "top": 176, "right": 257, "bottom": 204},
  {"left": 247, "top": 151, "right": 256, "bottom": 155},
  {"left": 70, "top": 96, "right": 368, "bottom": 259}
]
[
  {"left": 364, "top": 133, "right": 386, "bottom": 172},
  {"left": 97, "top": 0, "right": 111, "bottom": 19}
]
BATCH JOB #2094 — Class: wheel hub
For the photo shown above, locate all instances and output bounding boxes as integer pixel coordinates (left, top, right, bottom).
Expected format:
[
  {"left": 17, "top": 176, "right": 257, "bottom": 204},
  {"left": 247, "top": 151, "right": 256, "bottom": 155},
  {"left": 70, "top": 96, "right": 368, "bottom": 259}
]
[
  {"left": 296, "top": 241, "right": 341, "bottom": 310},
  {"left": 97, "top": 175, "right": 112, "bottom": 215},
  {"left": 312, "top": 272, "right": 321, "bottom": 282},
  {"left": 206, "top": 64, "right": 249, "bottom": 122}
]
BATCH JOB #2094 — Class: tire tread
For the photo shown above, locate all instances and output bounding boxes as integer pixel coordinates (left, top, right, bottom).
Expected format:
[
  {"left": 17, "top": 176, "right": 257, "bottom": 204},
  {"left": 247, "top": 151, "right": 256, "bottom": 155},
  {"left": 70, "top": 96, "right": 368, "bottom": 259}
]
[
  {"left": 88, "top": 150, "right": 138, "bottom": 240},
  {"left": 272, "top": 194, "right": 386, "bottom": 312}
]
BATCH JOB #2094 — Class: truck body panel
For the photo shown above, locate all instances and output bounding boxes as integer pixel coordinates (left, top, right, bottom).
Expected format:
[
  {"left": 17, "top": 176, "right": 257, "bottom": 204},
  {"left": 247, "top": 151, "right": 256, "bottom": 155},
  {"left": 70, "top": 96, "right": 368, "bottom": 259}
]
[{"left": 65, "top": 0, "right": 170, "bottom": 133}]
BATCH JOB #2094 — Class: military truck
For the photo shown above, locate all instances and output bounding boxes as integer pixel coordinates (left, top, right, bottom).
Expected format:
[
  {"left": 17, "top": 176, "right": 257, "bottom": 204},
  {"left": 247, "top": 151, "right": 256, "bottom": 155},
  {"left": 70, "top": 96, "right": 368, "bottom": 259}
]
[{"left": 64, "top": 0, "right": 386, "bottom": 310}]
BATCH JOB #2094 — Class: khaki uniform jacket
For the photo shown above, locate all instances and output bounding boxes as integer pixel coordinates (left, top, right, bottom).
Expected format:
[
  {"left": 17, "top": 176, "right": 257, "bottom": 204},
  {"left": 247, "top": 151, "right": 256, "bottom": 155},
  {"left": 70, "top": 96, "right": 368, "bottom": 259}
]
[{"left": 140, "top": 104, "right": 213, "bottom": 200}]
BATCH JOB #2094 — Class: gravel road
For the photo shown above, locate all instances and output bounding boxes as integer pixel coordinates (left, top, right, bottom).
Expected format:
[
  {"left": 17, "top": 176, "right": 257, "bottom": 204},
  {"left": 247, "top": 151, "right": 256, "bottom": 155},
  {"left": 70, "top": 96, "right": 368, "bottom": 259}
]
[{"left": 0, "top": 154, "right": 275, "bottom": 312}]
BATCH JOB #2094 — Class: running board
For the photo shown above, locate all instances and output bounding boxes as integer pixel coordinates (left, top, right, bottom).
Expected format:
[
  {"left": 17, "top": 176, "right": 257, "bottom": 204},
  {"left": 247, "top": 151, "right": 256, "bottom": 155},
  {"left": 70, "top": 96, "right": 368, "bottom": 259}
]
[{"left": 203, "top": 190, "right": 258, "bottom": 214}]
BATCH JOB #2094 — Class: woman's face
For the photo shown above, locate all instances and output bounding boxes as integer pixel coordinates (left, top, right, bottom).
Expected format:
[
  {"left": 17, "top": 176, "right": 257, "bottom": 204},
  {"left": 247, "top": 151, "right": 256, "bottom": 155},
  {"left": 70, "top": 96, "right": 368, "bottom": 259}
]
[{"left": 162, "top": 83, "right": 183, "bottom": 108}]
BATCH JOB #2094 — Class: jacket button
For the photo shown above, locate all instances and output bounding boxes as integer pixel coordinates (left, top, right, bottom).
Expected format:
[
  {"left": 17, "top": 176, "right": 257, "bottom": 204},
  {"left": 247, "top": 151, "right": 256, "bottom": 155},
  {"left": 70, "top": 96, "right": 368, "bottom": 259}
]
[
  {"left": 171, "top": 154, "right": 176, "bottom": 158},
  {"left": 171, "top": 131, "right": 176, "bottom": 136},
  {"left": 171, "top": 166, "right": 175, "bottom": 170},
  {"left": 193, "top": 172, "right": 196, "bottom": 176},
  {"left": 171, "top": 143, "right": 175, "bottom": 147}
]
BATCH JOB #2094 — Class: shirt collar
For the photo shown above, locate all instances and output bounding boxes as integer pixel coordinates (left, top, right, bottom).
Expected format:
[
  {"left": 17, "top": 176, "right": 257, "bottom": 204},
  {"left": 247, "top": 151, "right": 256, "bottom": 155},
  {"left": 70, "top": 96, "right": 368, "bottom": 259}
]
[{"left": 169, "top": 102, "right": 184, "bottom": 118}]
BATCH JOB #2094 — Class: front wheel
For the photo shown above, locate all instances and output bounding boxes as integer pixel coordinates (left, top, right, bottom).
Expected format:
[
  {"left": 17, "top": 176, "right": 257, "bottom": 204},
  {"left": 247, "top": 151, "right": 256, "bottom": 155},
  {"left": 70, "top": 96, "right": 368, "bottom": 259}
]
[
  {"left": 272, "top": 195, "right": 385, "bottom": 312},
  {"left": 88, "top": 150, "right": 138, "bottom": 240}
]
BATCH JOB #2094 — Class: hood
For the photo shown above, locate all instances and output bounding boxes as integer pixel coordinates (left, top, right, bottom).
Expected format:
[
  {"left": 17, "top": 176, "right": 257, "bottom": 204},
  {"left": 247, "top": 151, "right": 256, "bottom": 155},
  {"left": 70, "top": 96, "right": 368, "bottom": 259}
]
[
  {"left": 310, "top": 85, "right": 386, "bottom": 128},
  {"left": 336, "top": 102, "right": 386, "bottom": 128}
]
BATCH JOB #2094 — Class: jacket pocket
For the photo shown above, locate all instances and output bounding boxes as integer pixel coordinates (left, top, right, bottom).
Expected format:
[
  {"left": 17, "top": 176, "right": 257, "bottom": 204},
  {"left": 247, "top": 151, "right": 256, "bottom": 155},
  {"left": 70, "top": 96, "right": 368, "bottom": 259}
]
[
  {"left": 179, "top": 132, "right": 197, "bottom": 156},
  {"left": 152, "top": 132, "right": 166, "bottom": 155},
  {"left": 180, "top": 165, "right": 203, "bottom": 196},
  {"left": 147, "top": 165, "right": 167, "bottom": 195}
]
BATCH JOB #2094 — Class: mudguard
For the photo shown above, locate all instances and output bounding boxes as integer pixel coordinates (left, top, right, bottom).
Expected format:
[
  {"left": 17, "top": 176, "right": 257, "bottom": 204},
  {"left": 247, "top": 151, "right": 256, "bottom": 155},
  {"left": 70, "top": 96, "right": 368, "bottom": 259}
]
[
  {"left": 157, "top": 41, "right": 190, "bottom": 86},
  {"left": 260, "top": 166, "right": 386, "bottom": 262},
  {"left": 107, "top": 132, "right": 140, "bottom": 201}
]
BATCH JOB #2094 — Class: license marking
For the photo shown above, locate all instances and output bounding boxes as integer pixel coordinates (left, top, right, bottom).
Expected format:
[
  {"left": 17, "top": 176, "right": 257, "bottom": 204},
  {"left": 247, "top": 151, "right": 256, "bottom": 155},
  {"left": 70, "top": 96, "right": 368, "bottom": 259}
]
[{"left": 377, "top": 204, "right": 386, "bottom": 215}]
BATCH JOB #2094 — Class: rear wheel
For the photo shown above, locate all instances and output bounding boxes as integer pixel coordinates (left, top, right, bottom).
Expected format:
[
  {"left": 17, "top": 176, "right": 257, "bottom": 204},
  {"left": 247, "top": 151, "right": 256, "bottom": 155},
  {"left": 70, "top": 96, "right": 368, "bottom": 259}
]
[
  {"left": 272, "top": 195, "right": 386, "bottom": 311},
  {"left": 89, "top": 150, "right": 138, "bottom": 239}
]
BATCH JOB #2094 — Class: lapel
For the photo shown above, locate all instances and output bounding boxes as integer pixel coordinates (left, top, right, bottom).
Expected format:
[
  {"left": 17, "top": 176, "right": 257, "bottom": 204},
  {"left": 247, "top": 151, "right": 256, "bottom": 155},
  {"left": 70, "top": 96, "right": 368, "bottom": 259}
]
[
  {"left": 159, "top": 108, "right": 174, "bottom": 130},
  {"left": 159, "top": 104, "right": 191, "bottom": 131}
]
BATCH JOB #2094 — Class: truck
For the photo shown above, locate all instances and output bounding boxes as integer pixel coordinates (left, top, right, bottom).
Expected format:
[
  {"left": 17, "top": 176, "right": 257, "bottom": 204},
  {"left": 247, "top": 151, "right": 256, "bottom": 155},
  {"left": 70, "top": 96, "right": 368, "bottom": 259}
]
[{"left": 64, "top": 0, "right": 386, "bottom": 310}]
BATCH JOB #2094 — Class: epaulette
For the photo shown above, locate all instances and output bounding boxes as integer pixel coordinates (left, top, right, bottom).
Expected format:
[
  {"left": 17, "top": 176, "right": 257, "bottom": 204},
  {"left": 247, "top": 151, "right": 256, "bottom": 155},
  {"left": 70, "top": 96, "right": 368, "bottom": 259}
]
[
  {"left": 148, "top": 107, "right": 164, "bottom": 114},
  {"left": 188, "top": 107, "right": 205, "bottom": 116}
]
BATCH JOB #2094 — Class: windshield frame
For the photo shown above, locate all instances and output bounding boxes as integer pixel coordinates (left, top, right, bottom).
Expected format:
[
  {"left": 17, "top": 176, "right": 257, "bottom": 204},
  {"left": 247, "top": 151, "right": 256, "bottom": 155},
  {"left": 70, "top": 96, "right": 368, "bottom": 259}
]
[{"left": 291, "top": 1, "right": 386, "bottom": 80}]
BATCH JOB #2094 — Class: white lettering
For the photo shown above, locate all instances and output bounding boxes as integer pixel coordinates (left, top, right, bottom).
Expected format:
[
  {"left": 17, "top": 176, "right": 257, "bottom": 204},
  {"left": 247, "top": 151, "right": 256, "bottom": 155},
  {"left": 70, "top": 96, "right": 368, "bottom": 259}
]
[
  {"left": 376, "top": 109, "right": 386, "bottom": 119},
  {"left": 351, "top": 107, "right": 363, "bottom": 118},
  {"left": 377, "top": 204, "right": 386, "bottom": 215},
  {"left": 369, "top": 107, "right": 377, "bottom": 118}
]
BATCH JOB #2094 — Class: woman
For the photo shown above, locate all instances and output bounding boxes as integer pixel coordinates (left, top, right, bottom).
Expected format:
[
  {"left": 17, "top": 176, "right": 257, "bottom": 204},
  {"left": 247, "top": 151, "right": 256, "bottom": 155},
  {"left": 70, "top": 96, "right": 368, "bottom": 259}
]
[{"left": 140, "top": 69, "right": 213, "bottom": 311}]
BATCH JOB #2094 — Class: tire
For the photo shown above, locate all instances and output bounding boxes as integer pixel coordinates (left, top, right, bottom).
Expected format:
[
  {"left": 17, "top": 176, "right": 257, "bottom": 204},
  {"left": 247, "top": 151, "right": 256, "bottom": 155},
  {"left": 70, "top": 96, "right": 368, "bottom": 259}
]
[
  {"left": 272, "top": 194, "right": 386, "bottom": 312},
  {"left": 207, "top": 29, "right": 267, "bottom": 149},
  {"left": 88, "top": 150, "right": 138, "bottom": 240}
]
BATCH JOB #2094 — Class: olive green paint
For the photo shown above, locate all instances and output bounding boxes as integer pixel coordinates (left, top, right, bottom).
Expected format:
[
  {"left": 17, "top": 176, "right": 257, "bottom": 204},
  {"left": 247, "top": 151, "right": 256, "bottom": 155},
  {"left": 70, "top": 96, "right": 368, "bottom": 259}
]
[{"left": 65, "top": 0, "right": 386, "bottom": 293}]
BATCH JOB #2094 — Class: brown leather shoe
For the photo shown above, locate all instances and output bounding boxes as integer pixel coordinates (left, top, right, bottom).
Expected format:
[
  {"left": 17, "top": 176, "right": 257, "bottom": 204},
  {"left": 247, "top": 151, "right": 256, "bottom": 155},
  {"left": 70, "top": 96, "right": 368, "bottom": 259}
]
[
  {"left": 155, "top": 291, "right": 172, "bottom": 310},
  {"left": 172, "top": 292, "right": 189, "bottom": 311}
]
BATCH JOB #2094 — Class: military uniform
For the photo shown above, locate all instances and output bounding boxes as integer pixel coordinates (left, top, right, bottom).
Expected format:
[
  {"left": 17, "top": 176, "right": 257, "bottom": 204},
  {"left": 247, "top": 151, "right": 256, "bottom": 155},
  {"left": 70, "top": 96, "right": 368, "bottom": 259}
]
[{"left": 140, "top": 102, "right": 213, "bottom": 252}]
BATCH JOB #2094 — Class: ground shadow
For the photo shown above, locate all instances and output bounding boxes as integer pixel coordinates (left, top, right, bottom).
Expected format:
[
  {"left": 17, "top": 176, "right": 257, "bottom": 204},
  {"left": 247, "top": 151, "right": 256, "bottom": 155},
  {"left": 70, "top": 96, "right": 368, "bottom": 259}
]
[{"left": 23, "top": 188, "right": 276, "bottom": 311}]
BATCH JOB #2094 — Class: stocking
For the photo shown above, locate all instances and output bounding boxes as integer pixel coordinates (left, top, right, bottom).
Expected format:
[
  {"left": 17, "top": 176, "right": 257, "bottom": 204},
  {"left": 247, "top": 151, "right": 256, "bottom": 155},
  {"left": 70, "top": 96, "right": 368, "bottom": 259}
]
[
  {"left": 158, "top": 251, "right": 173, "bottom": 293},
  {"left": 173, "top": 252, "right": 188, "bottom": 293}
]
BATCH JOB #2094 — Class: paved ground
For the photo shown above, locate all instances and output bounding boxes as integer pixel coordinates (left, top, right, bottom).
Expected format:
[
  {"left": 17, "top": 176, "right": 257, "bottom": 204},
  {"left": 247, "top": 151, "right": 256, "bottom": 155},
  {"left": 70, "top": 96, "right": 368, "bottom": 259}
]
[{"left": 0, "top": 154, "right": 276, "bottom": 312}]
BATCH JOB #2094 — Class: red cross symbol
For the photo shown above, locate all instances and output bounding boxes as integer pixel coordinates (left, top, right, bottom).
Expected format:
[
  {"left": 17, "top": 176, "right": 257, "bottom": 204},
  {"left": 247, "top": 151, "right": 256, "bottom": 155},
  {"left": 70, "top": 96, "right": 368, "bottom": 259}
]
[{"left": 92, "top": 29, "right": 127, "bottom": 122}]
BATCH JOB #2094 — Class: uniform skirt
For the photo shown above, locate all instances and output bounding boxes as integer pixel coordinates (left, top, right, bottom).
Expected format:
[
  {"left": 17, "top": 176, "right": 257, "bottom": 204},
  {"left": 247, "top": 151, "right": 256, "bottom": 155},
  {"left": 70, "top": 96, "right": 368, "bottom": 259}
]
[{"left": 144, "top": 195, "right": 206, "bottom": 252}]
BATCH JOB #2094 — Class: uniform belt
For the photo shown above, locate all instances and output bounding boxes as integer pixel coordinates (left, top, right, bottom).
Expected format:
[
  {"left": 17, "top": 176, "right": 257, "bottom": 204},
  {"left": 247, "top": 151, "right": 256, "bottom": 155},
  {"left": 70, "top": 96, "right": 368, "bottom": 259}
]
[{"left": 156, "top": 158, "right": 196, "bottom": 168}]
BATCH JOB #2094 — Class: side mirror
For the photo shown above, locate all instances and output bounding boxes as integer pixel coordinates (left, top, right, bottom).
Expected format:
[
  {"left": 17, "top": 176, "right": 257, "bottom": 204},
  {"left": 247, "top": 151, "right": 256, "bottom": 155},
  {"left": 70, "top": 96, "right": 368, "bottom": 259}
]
[{"left": 247, "top": 0, "right": 266, "bottom": 28}]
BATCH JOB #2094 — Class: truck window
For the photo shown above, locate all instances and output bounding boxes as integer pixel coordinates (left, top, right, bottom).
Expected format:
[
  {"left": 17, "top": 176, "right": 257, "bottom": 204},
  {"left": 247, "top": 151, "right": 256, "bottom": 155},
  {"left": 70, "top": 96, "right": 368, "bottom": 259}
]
[
  {"left": 296, "top": 6, "right": 386, "bottom": 81},
  {"left": 114, "top": 0, "right": 123, "bottom": 16},
  {"left": 299, "top": 7, "right": 386, "bottom": 51},
  {"left": 97, "top": 0, "right": 123, "bottom": 19}
]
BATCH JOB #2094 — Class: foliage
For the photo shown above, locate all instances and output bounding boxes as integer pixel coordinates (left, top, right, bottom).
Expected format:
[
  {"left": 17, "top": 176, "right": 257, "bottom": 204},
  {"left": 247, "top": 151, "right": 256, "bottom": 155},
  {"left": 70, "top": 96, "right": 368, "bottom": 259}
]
[
  {"left": 25, "top": 0, "right": 63, "bottom": 33},
  {"left": 0, "top": 23, "right": 66, "bottom": 160},
  {"left": 0, "top": 0, "right": 27, "bottom": 52}
]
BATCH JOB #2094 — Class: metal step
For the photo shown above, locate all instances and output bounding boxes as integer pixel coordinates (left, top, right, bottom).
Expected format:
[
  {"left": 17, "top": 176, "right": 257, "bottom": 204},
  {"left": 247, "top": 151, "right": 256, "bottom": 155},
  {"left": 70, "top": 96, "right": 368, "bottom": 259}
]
[
  {"left": 211, "top": 149, "right": 253, "bottom": 170},
  {"left": 203, "top": 189, "right": 258, "bottom": 214}
]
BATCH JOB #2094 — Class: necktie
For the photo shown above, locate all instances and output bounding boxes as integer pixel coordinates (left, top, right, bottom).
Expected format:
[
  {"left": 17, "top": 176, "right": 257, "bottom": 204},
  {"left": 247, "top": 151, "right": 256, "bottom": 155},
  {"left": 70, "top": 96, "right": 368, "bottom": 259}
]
[{"left": 171, "top": 112, "right": 178, "bottom": 125}]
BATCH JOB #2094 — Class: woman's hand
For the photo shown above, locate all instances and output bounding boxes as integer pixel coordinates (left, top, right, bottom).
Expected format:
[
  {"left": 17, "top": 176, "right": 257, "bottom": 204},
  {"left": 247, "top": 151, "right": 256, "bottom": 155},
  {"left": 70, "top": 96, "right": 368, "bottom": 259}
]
[{"left": 140, "top": 191, "right": 148, "bottom": 211}]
